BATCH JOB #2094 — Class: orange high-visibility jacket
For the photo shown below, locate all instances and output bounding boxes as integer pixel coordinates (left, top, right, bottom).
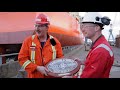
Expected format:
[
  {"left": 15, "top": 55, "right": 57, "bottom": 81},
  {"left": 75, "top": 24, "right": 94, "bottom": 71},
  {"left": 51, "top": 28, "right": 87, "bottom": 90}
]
[{"left": 18, "top": 34, "right": 63, "bottom": 78}]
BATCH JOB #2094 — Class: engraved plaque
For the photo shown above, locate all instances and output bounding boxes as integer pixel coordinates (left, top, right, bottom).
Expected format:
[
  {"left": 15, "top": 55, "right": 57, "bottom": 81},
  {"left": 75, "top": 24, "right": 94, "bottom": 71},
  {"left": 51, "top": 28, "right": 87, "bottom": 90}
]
[{"left": 45, "top": 58, "right": 81, "bottom": 77}]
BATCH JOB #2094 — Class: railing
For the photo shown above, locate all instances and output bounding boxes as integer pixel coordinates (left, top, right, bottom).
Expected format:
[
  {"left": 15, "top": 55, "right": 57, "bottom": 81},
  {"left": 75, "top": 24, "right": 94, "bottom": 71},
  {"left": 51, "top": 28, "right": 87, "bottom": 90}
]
[
  {"left": 0, "top": 53, "right": 18, "bottom": 57},
  {"left": 62, "top": 45, "right": 81, "bottom": 54},
  {"left": 0, "top": 53, "right": 19, "bottom": 64}
]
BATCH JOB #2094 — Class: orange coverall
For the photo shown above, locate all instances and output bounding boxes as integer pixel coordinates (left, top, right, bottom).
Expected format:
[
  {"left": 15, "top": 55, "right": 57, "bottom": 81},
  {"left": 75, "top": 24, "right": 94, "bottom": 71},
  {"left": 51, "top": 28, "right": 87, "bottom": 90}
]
[{"left": 18, "top": 34, "right": 63, "bottom": 78}]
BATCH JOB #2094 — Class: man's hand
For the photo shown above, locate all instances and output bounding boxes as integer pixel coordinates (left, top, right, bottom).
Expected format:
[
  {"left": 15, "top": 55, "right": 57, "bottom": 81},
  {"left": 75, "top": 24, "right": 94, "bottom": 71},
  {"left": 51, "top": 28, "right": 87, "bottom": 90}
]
[
  {"left": 37, "top": 66, "right": 49, "bottom": 76},
  {"left": 74, "top": 58, "right": 85, "bottom": 65}
]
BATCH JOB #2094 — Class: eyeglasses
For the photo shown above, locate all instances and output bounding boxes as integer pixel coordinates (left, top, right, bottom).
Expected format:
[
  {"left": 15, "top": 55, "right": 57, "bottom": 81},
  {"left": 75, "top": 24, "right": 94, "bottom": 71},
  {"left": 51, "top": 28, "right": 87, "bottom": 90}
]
[
  {"left": 35, "top": 24, "right": 48, "bottom": 33},
  {"left": 80, "top": 24, "right": 96, "bottom": 29},
  {"left": 35, "top": 29, "right": 41, "bottom": 33},
  {"left": 35, "top": 24, "right": 47, "bottom": 28}
]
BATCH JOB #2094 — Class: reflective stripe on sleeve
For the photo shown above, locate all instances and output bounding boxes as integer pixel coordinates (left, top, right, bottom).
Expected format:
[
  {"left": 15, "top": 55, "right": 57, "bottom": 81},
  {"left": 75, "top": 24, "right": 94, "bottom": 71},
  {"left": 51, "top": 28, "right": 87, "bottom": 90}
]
[
  {"left": 22, "top": 60, "right": 31, "bottom": 69},
  {"left": 94, "top": 44, "right": 113, "bottom": 57}
]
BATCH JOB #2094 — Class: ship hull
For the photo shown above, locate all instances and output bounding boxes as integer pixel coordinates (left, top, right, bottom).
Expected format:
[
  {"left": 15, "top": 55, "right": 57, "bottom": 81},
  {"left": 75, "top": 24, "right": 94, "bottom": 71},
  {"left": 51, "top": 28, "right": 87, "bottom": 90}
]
[
  {"left": 0, "top": 12, "right": 84, "bottom": 64},
  {"left": 0, "top": 12, "right": 84, "bottom": 46}
]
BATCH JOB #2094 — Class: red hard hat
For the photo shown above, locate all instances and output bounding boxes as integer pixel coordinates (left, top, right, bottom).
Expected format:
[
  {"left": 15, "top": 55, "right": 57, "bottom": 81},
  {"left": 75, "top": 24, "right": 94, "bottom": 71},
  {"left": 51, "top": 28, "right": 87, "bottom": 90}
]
[{"left": 35, "top": 13, "right": 50, "bottom": 25}]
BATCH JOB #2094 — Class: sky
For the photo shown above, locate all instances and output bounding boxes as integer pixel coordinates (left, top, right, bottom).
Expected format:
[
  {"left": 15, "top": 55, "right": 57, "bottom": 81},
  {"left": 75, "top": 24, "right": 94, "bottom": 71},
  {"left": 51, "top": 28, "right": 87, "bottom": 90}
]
[{"left": 79, "top": 12, "right": 120, "bottom": 41}]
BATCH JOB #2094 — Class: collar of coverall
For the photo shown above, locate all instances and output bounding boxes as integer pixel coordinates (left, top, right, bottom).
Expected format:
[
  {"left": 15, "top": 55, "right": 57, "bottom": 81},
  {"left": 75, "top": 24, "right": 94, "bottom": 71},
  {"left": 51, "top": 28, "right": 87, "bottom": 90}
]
[{"left": 90, "top": 34, "right": 103, "bottom": 49}]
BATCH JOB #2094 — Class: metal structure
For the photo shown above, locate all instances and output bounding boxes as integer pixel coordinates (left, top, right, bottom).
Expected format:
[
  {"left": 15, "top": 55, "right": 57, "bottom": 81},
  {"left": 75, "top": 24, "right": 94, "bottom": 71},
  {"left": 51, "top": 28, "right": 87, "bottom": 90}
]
[{"left": 108, "top": 24, "right": 115, "bottom": 46}]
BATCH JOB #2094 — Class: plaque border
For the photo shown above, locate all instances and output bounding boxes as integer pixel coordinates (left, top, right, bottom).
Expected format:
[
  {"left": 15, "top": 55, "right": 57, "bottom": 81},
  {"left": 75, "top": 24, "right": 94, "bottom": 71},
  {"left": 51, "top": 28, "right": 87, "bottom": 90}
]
[{"left": 45, "top": 58, "right": 81, "bottom": 77}]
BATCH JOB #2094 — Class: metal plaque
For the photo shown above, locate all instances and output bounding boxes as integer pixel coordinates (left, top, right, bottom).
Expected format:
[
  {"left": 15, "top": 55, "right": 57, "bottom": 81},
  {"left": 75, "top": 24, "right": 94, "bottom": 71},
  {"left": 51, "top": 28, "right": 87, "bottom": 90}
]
[{"left": 45, "top": 58, "right": 81, "bottom": 77}]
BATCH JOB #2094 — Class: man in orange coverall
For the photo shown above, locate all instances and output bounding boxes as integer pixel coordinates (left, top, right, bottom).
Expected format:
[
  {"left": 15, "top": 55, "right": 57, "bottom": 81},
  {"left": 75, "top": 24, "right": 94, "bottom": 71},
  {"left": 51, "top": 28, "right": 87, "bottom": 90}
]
[
  {"left": 63, "top": 12, "right": 114, "bottom": 78},
  {"left": 18, "top": 13, "right": 63, "bottom": 78}
]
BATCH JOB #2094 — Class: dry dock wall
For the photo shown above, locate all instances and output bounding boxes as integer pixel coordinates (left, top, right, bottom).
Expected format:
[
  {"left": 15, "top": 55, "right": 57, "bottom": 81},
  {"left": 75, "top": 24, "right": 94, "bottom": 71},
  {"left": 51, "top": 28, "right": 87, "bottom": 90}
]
[{"left": 0, "top": 60, "right": 21, "bottom": 78}]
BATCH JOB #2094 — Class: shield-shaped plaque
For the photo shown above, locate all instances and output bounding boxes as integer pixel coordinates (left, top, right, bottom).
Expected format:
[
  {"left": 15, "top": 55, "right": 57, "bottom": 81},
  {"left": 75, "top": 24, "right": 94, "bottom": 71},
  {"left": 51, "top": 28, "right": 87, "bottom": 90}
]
[{"left": 45, "top": 58, "right": 81, "bottom": 77}]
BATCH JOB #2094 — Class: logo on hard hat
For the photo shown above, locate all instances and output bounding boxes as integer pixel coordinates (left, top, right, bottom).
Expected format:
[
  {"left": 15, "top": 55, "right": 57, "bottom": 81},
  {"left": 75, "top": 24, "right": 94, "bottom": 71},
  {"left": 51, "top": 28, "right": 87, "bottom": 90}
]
[
  {"left": 35, "top": 13, "right": 50, "bottom": 25},
  {"left": 35, "top": 18, "right": 41, "bottom": 22}
]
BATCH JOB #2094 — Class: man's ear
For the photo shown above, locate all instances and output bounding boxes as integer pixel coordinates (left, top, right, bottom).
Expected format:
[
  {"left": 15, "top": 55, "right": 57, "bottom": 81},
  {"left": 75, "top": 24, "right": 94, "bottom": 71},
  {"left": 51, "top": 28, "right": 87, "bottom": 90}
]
[{"left": 95, "top": 25, "right": 100, "bottom": 32}]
